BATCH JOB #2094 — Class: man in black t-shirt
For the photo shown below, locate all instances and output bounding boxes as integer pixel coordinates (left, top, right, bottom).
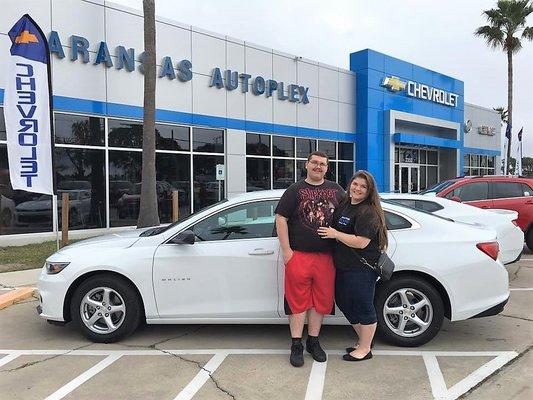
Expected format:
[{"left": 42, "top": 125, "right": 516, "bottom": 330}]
[{"left": 275, "top": 151, "right": 345, "bottom": 367}]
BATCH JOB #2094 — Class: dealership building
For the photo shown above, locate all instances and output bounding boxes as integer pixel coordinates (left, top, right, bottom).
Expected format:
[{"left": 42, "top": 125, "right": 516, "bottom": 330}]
[{"left": 0, "top": 0, "right": 501, "bottom": 243}]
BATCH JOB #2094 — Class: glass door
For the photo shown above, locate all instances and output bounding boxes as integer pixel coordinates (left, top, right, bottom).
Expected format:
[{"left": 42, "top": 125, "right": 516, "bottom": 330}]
[{"left": 399, "top": 165, "right": 420, "bottom": 193}]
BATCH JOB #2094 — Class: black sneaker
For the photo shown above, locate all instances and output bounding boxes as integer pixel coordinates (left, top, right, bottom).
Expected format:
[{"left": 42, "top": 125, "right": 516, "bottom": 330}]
[
  {"left": 306, "top": 339, "right": 327, "bottom": 362},
  {"left": 290, "top": 342, "right": 304, "bottom": 367}
]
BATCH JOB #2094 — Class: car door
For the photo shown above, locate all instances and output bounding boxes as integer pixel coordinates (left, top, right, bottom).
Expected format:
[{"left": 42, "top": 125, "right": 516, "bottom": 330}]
[
  {"left": 152, "top": 199, "right": 280, "bottom": 318},
  {"left": 491, "top": 181, "right": 532, "bottom": 230},
  {"left": 445, "top": 181, "right": 493, "bottom": 209}
]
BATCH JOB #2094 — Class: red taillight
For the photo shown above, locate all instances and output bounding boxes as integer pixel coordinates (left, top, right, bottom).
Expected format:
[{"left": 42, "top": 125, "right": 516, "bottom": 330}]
[
  {"left": 512, "top": 219, "right": 519, "bottom": 227},
  {"left": 476, "top": 242, "right": 499, "bottom": 260}
]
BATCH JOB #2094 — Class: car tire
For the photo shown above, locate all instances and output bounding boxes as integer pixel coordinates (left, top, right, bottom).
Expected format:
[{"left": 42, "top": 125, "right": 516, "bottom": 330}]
[
  {"left": 70, "top": 274, "right": 142, "bottom": 343},
  {"left": 375, "top": 276, "right": 444, "bottom": 347},
  {"left": 526, "top": 229, "right": 533, "bottom": 252}
]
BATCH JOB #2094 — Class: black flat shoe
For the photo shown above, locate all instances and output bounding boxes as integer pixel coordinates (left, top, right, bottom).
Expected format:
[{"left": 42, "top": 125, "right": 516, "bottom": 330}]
[
  {"left": 343, "top": 351, "right": 373, "bottom": 362},
  {"left": 345, "top": 342, "right": 374, "bottom": 353}
]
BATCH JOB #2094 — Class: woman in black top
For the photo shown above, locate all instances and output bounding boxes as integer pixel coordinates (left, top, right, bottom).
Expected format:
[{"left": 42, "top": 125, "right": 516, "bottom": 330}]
[{"left": 318, "top": 170, "right": 388, "bottom": 362}]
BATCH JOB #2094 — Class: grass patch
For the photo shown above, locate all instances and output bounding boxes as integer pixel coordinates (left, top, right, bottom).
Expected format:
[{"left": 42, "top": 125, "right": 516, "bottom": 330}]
[{"left": 0, "top": 240, "right": 80, "bottom": 273}]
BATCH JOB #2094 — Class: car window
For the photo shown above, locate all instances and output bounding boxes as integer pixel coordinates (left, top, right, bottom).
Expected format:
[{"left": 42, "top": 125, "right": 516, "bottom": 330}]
[
  {"left": 451, "top": 182, "right": 488, "bottom": 202},
  {"left": 191, "top": 200, "right": 279, "bottom": 241},
  {"left": 391, "top": 199, "right": 416, "bottom": 208},
  {"left": 384, "top": 211, "right": 412, "bottom": 230},
  {"left": 415, "top": 200, "right": 444, "bottom": 212},
  {"left": 389, "top": 199, "right": 443, "bottom": 213},
  {"left": 491, "top": 182, "right": 524, "bottom": 199},
  {"left": 521, "top": 183, "right": 532, "bottom": 196}
]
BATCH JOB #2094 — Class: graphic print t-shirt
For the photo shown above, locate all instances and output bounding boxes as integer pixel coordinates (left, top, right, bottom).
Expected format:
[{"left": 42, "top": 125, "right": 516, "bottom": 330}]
[
  {"left": 275, "top": 180, "right": 345, "bottom": 252},
  {"left": 333, "top": 201, "right": 381, "bottom": 270}
]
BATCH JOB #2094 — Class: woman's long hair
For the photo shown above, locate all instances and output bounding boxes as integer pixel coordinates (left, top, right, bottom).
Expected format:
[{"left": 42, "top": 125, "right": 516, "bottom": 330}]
[{"left": 344, "top": 170, "right": 388, "bottom": 250}]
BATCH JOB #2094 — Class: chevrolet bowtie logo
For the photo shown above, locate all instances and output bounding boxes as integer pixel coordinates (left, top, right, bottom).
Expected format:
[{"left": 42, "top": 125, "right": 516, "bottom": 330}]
[
  {"left": 382, "top": 76, "right": 406, "bottom": 92},
  {"left": 15, "top": 30, "right": 38, "bottom": 44}
]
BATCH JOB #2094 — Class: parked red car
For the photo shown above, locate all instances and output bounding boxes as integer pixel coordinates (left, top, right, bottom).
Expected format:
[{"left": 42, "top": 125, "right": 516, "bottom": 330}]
[{"left": 420, "top": 176, "right": 533, "bottom": 250}]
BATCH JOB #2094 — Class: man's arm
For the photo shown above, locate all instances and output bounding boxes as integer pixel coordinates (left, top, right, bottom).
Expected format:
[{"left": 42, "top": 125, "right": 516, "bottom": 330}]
[{"left": 275, "top": 214, "right": 293, "bottom": 264}]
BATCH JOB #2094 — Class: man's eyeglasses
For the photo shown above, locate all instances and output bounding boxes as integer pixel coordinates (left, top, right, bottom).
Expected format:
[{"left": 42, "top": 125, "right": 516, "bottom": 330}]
[{"left": 308, "top": 160, "right": 328, "bottom": 168}]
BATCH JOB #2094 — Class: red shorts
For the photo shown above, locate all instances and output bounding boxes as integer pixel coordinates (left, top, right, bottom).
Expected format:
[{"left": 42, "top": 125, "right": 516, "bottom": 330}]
[{"left": 284, "top": 251, "right": 335, "bottom": 315}]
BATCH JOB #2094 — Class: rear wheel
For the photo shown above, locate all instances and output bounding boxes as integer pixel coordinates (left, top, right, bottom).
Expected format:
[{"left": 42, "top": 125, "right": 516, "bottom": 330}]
[
  {"left": 70, "top": 274, "right": 142, "bottom": 343},
  {"left": 526, "top": 229, "right": 533, "bottom": 252},
  {"left": 375, "top": 276, "right": 444, "bottom": 347}
]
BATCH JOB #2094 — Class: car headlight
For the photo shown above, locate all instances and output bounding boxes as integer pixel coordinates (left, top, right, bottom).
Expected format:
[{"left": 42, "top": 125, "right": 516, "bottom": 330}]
[{"left": 45, "top": 261, "right": 70, "bottom": 275}]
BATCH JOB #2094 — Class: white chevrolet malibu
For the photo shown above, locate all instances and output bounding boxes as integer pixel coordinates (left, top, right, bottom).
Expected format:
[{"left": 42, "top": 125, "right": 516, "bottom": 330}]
[{"left": 37, "top": 190, "right": 509, "bottom": 347}]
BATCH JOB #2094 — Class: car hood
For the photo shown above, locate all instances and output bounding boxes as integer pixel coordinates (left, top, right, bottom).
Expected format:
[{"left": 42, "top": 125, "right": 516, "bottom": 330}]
[
  {"left": 61, "top": 229, "right": 149, "bottom": 250},
  {"left": 16, "top": 200, "right": 51, "bottom": 211}
]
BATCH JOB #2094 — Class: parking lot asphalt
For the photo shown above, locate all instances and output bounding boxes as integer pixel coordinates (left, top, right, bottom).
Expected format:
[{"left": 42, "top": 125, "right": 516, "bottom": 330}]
[{"left": 0, "top": 248, "right": 532, "bottom": 400}]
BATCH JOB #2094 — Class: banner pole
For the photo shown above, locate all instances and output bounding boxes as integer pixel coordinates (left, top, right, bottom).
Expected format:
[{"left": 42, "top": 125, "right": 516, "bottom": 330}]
[{"left": 52, "top": 194, "right": 59, "bottom": 250}]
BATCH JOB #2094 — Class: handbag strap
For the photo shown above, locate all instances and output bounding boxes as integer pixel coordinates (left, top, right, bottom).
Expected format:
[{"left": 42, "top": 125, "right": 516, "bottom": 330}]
[{"left": 352, "top": 250, "right": 378, "bottom": 272}]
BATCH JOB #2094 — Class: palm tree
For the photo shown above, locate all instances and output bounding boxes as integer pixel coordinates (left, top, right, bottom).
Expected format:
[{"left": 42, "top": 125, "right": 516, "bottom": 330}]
[
  {"left": 137, "top": 0, "right": 160, "bottom": 227},
  {"left": 493, "top": 106, "right": 508, "bottom": 125},
  {"left": 475, "top": 0, "right": 533, "bottom": 174}
]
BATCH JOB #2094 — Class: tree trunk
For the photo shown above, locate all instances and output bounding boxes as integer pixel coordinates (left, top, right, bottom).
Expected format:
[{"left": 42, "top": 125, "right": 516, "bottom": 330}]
[
  {"left": 506, "top": 49, "right": 513, "bottom": 175},
  {"left": 137, "top": 0, "right": 160, "bottom": 228}
]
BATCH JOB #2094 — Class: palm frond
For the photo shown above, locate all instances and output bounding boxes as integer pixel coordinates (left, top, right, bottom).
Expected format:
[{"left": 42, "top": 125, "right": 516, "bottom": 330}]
[
  {"left": 523, "top": 26, "right": 533, "bottom": 40},
  {"left": 475, "top": 25, "right": 505, "bottom": 49}
]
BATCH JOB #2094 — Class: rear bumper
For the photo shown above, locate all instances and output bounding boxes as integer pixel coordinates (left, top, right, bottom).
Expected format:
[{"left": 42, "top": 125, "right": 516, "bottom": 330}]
[{"left": 468, "top": 297, "right": 509, "bottom": 319}]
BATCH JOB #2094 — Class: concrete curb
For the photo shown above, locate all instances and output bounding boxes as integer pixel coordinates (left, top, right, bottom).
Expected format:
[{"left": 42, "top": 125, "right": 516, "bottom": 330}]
[{"left": 0, "top": 287, "right": 37, "bottom": 310}]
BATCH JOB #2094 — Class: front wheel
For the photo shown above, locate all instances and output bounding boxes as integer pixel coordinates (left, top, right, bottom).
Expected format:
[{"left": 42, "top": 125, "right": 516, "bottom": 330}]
[
  {"left": 375, "top": 276, "right": 444, "bottom": 347},
  {"left": 70, "top": 274, "right": 142, "bottom": 343}
]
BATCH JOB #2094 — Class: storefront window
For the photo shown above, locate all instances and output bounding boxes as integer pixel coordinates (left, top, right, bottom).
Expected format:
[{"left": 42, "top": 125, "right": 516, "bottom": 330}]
[
  {"left": 156, "top": 153, "right": 191, "bottom": 221},
  {"left": 338, "top": 161, "right": 354, "bottom": 189},
  {"left": 338, "top": 142, "right": 354, "bottom": 161},
  {"left": 156, "top": 124, "right": 190, "bottom": 151},
  {"left": 54, "top": 114, "right": 105, "bottom": 146},
  {"left": 297, "top": 138, "right": 316, "bottom": 158},
  {"left": 318, "top": 140, "right": 336, "bottom": 160},
  {"left": 193, "top": 128, "right": 224, "bottom": 153},
  {"left": 193, "top": 155, "right": 224, "bottom": 211},
  {"left": 108, "top": 119, "right": 143, "bottom": 148},
  {"left": 247, "top": 133, "right": 270, "bottom": 156},
  {"left": 109, "top": 150, "right": 142, "bottom": 227},
  {"left": 55, "top": 148, "right": 106, "bottom": 230},
  {"left": 273, "top": 159, "right": 295, "bottom": 189},
  {"left": 246, "top": 158, "right": 271, "bottom": 191},
  {"left": 273, "top": 136, "right": 294, "bottom": 157}
]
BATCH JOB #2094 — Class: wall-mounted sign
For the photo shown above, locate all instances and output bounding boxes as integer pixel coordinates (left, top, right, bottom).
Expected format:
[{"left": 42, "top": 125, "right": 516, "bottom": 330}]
[
  {"left": 47, "top": 31, "right": 310, "bottom": 104},
  {"left": 477, "top": 125, "right": 496, "bottom": 136},
  {"left": 464, "top": 119, "right": 472, "bottom": 133},
  {"left": 381, "top": 75, "right": 459, "bottom": 108}
]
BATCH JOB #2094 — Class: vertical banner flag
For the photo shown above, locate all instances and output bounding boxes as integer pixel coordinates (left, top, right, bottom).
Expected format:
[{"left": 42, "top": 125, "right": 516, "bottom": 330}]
[
  {"left": 3, "top": 14, "right": 54, "bottom": 195},
  {"left": 516, "top": 127, "right": 524, "bottom": 176}
]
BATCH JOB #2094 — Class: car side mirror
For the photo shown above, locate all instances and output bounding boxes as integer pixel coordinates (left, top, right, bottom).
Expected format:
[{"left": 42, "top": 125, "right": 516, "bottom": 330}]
[
  {"left": 451, "top": 196, "right": 462, "bottom": 203},
  {"left": 170, "top": 230, "right": 195, "bottom": 245}
]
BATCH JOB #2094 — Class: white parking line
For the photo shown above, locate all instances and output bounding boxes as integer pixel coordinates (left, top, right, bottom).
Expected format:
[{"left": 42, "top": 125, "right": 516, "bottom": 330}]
[
  {"left": 0, "top": 352, "right": 21, "bottom": 368},
  {"left": 305, "top": 360, "right": 328, "bottom": 400},
  {"left": 423, "top": 355, "right": 448, "bottom": 399},
  {"left": 0, "top": 349, "right": 519, "bottom": 400},
  {"left": 173, "top": 352, "right": 227, "bottom": 400},
  {"left": 510, "top": 288, "right": 533, "bottom": 291},
  {"left": 44, "top": 354, "right": 122, "bottom": 400}
]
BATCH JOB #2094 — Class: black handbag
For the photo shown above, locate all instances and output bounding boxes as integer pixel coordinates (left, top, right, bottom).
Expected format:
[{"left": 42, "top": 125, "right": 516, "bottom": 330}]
[{"left": 355, "top": 251, "right": 395, "bottom": 281}]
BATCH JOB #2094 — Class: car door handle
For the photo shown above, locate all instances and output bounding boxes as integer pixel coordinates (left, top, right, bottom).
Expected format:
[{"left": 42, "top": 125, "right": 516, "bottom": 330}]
[
  {"left": 248, "top": 248, "right": 275, "bottom": 255},
  {"left": 525, "top": 200, "right": 533, "bottom": 204}
]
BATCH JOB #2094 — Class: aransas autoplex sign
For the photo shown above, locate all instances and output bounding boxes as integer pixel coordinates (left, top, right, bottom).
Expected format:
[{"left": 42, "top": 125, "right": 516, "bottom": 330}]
[
  {"left": 382, "top": 76, "right": 459, "bottom": 108},
  {"left": 47, "top": 31, "right": 310, "bottom": 104}
]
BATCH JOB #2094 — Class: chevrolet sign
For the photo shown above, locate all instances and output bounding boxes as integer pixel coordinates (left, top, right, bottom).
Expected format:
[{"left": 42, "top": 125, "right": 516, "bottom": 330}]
[{"left": 381, "top": 76, "right": 459, "bottom": 108}]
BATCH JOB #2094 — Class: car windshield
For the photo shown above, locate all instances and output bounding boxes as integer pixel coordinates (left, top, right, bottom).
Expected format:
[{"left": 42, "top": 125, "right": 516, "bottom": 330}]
[
  {"left": 139, "top": 199, "right": 229, "bottom": 237},
  {"left": 418, "top": 179, "right": 456, "bottom": 195}
]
